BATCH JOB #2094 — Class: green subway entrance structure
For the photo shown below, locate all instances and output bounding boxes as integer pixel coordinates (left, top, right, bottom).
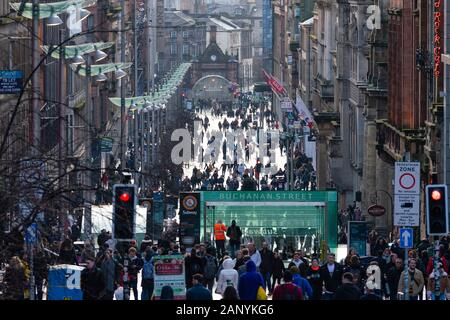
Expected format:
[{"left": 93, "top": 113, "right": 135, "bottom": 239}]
[{"left": 199, "top": 191, "right": 338, "bottom": 254}]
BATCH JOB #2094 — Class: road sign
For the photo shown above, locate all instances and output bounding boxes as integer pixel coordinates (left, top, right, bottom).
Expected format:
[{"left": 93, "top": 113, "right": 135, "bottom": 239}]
[
  {"left": 25, "top": 223, "right": 37, "bottom": 245},
  {"left": 0, "top": 70, "right": 23, "bottom": 94},
  {"left": 394, "top": 194, "right": 420, "bottom": 226},
  {"left": 281, "top": 98, "right": 292, "bottom": 111},
  {"left": 394, "top": 162, "right": 420, "bottom": 195},
  {"left": 100, "top": 137, "right": 113, "bottom": 152},
  {"left": 394, "top": 162, "right": 420, "bottom": 227},
  {"left": 399, "top": 228, "right": 413, "bottom": 248}
]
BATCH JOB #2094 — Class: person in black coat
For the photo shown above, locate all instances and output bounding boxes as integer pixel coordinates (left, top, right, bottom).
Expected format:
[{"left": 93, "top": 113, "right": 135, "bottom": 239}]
[
  {"left": 81, "top": 256, "right": 105, "bottom": 300},
  {"left": 320, "top": 253, "right": 343, "bottom": 300},
  {"left": 58, "top": 238, "right": 78, "bottom": 265},
  {"left": 33, "top": 249, "right": 49, "bottom": 300},
  {"left": 185, "top": 249, "right": 205, "bottom": 289},
  {"left": 386, "top": 257, "right": 403, "bottom": 300},
  {"left": 333, "top": 272, "right": 360, "bottom": 300},
  {"left": 306, "top": 257, "right": 323, "bottom": 300},
  {"left": 271, "top": 251, "right": 285, "bottom": 293},
  {"left": 259, "top": 242, "right": 274, "bottom": 294}
]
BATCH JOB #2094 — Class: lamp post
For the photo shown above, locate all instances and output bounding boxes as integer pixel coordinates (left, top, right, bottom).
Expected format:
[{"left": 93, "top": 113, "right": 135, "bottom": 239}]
[{"left": 374, "top": 189, "right": 395, "bottom": 239}]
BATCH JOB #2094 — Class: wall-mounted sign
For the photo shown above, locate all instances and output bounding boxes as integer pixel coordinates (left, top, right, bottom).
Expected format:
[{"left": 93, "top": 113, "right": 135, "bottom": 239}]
[
  {"left": 368, "top": 204, "right": 386, "bottom": 217},
  {"left": 0, "top": 70, "right": 23, "bottom": 94},
  {"left": 434, "top": 0, "right": 442, "bottom": 77}
]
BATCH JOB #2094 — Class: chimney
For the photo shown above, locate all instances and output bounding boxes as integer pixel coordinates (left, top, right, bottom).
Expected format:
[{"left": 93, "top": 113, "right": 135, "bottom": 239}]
[{"left": 210, "top": 25, "right": 217, "bottom": 43}]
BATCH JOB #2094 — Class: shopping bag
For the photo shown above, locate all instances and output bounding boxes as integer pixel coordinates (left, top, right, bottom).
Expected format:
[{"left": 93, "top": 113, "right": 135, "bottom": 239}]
[{"left": 256, "top": 286, "right": 267, "bottom": 300}]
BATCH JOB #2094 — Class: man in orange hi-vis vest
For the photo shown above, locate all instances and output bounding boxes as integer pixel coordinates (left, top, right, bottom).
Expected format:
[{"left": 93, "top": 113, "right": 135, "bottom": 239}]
[{"left": 214, "top": 219, "right": 227, "bottom": 258}]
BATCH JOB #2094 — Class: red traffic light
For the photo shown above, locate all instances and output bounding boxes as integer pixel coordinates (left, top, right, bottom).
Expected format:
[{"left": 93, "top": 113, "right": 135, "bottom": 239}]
[
  {"left": 119, "top": 192, "right": 131, "bottom": 202},
  {"left": 431, "top": 190, "right": 442, "bottom": 201}
]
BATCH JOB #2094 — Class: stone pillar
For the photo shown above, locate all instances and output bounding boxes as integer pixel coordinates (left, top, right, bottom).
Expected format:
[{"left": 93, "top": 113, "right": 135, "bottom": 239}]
[
  {"left": 362, "top": 118, "right": 377, "bottom": 216},
  {"left": 316, "top": 134, "right": 329, "bottom": 190}
]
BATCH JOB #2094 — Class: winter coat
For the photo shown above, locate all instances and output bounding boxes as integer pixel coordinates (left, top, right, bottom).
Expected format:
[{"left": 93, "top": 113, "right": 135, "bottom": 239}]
[
  {"left": 333, "top": 283, "right": 361, "bottom": 300},
  {"left": 288, "top": 258, "right": 308, "bottom": 276},
  {"left": 4, "top": 266, "right": 27, "bottom": 299},
  {"left": 81, "top": 267, "right": 105, "bottom": 300},
  {"left": 426, "top": 257, "right": 449, "bottom": 275},
  {"left": 397, "top": 268, "right": 424, "bottom": 296},
  {"left": 238, "top": 260, "right": 265, "bottom": 300},
  {"left": 185, "top": 255, "right": 205, "bottom": 286},
  {"left": 128, "top": 256, "right": 143, "bottom": 281},
  {"left": 186, "top": 283, "right": 213, "bottom": 300},
  {"left": 217, "top": 258, "right": 239, "bottom": 295},
  {"left": 259, "top": 248, "right": 274, "bottom": 274},
  {"left": 320, "top": 263, "right": 343, "bottom": 293},
  {"left": 272, "top": 257, "right": 285, "bottom": 278},
  {"left": 386, "top": 266, "right": 403, "bottom": 296},
  {"left": 292, "top": 273, "right": 313, "bottom": 299},
  {"left": 427, "top": 270, "right": 450, "bottom": 298},
  {"left": 306, "top": 266, "right": 323, "bottom": 300},
  {"left": 101, "top": 258, "right": 118, "bottom": 293},
  {"left": 272, "top": 282, "right": 303, "bottom": 300},
  {"left": 58, "top": 247, "right": 77, "bottom": 265}
]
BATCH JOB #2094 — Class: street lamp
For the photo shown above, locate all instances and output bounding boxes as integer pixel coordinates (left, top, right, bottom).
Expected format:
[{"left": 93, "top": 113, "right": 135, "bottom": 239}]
[
  {"left": 94, "top": 48, "right": 108, "bottom": 63},
  {"left": 71, "top": 54, "right": 85, "bottom": 65},
  {"left": 47, "top": 12, "right": 63, "bottom": 26},
  {"left": 79, "top": 8, "right": 91, "bottom": 22},
  {"left": 115, "top": 67, "right": 127, "bottom": 80},
  {"left": 95, "top": 73, "right": 107, "bottom": 82}
]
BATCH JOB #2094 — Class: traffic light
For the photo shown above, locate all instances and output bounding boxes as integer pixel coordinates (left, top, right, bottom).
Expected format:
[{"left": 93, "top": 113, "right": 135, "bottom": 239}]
[
  {"left": 113, "top": 184, "right": 137, "bottom": 240},
  {"left": 425, "top": 184, "right": 448, "bottom": 236}
]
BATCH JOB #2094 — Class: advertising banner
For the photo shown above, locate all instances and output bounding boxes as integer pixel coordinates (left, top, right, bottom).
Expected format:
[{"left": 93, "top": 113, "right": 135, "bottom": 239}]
[
  {"left": 47, "top": 265, "right": 84, "bottom": 300},
  {"left": 152, "top": 255, "right": 185, "bottom": 300},
  {"left": 348, "top": 221, "right": 368, "bottom": 256}
]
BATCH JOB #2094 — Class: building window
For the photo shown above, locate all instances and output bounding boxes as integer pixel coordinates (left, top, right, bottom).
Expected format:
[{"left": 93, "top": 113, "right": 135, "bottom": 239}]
[
  {"left": 170, "top": 43, "right": 177, "bottom": 55},
  {"left": 170, "top": 31, "right": 177, "bottom": 38},
  {"left": 182, "top": 31, "right": 189, "bottom": 38},
  {"left": 182, "top": 44, "right": 189, "bottom": 55}
]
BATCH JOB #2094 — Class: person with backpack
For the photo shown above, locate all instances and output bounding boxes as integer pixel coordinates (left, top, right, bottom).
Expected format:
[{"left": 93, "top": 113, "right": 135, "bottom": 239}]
[
  {"left": 185, "top": 249, "right": 205, "bottom": 289},
  {"left": 272, "top": 271, "right": 304, "bottom": 300},
  {"left": 203, "top": 247, "right": 218, "bottom": 291},
  {"left": 141, "top": 247, "right": 155, "bottom": 300}
]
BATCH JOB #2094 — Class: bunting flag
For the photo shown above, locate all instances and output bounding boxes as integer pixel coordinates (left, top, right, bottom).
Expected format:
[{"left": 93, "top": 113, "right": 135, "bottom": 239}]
[{"left": 262, "top": 69, "right": 286, "bottom": 95}]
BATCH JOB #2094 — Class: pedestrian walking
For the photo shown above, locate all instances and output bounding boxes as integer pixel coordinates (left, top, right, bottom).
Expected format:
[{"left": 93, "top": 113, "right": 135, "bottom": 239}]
[
  {"left": 141, "top": 247, "right": 155, "bottom": 300},
  {"left": 271, "top": 251, "right": 285, "bottom": 293},
  {"left": 306, "top": 257, "right": 323, "bottom": 300},
  {"left": 216, "top": 258, "right": 239, "bottom": 297},
  {"left": 259, "top": 242, "right": 274, "bottom": 294},
  {"left": 222, "top": 286, "right": 239, "bottom": 300},
  {"left": 238, "top": 260, "right": 265, "bottom": 300},
  {"left": 333, "top": 272, "right": 361, "bottom": 300},
  {"left": 100, "top": 249, "right": 120, "bottom": 300},
  {"left": 81, "top": 256, "right": 105, "bottom": 300},
  {"left": 185, "top": 248, "right": 205, "bottom": 289},
  {"left": 397, "top": 258, "right": 424, "bottom": 300},
  {"left": 248, "top": 243, "right": 262, "bottom": 270},
  {"left": 127, "top": 247, "right": 143, "bottom": 300},
  {"left": 203, "top": 247, "right": 218, "bottom": 291},
  {"left": 186, "top": 274, "right": 213, "bottom": 300},
  {"left": 272, "top": 271, "right": 304, "bottom": 300},
  {"left": 320, "top": 253, "right": 343, "bottom": 300},
  {"left": 226, "top": 220, "right": 242, "bottom": 259},
  {"left": 3, "top": 256, "right": 27, "bottom": 300},
  {"left": 58, "top": 238, "right": 78, "bottom": 265}
]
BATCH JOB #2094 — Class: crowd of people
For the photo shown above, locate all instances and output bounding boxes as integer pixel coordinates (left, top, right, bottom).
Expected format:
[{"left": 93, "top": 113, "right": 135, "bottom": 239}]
[{"left": 176, "top": 95, "right": 317, "bottom": 193}]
